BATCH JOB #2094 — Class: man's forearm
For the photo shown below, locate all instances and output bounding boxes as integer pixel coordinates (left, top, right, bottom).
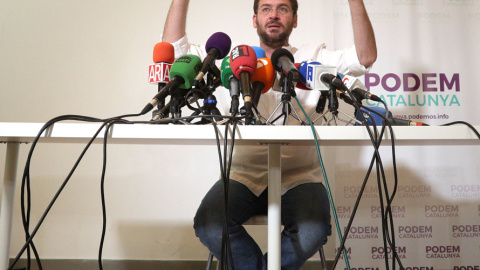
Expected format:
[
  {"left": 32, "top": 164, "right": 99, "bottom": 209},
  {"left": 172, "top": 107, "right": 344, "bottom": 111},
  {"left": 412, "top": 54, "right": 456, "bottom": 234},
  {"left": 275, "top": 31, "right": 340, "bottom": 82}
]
[
  {"left": 349, "top": 0, "right": 377, "bottom": 68},
  {"left": 162, "top": 0, "right": 190, "bottom": 43}
]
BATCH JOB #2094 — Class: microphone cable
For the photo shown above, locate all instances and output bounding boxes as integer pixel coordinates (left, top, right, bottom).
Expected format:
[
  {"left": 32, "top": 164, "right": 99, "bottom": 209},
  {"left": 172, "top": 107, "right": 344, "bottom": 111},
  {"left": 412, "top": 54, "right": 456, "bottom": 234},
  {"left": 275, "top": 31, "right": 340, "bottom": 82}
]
[
  {"left": 9, "top": 113, "right": 141, "bottom": 270},
  {"left": 359, "top": 108, "right": 404, "bottom": 269},
  {"left": 97, "top": 118, "right": 131, "bottom": 270},
  {"left": 10, "top": 105, "right": 245, "bottom": 270},
  {"left": 293, "top": 96, "right": 351, "bottom": 269},
  {"left": 211, "top": 117, "right": 240, "bottom": 270},
  {"left": 441, "top": 121, "right": 480, "bottom": 139},
  {"left": 296, "top": 87, "right": 404, "bottom": 270},
  {"left": 344, "top": 91, "right": 406, "bottom": 270}
]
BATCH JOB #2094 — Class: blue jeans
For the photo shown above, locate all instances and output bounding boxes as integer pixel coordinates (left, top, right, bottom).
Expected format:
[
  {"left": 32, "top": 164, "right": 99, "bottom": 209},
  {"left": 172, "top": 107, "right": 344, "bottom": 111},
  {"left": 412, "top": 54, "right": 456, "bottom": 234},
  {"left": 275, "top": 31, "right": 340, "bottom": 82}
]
[{"left": 194, "top": 180, "right": 331, "bottom": 270}]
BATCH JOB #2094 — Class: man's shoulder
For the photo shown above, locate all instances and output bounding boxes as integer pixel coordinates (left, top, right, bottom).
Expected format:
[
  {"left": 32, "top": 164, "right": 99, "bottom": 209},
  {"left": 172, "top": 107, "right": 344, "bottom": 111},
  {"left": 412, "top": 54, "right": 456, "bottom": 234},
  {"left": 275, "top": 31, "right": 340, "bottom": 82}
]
[{"left": 290, "top": 43, "right": 327, "bottom": 61}]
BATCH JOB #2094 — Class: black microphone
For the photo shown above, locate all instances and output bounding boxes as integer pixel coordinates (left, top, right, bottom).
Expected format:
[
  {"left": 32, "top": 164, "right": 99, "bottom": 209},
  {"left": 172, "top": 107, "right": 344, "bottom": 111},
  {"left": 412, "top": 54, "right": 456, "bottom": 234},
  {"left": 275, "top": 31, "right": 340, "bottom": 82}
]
[
  {"left": 271, "top": 48, "right": 300, "bottom": 84},
  {"left": 320, "top": 73, "right": 347, "bottom": 91},
  {"left": 151, "top": 102, "right": 171, "bottom": 121},
  {"left": 351, "top": 87, "right": 382, "bottom": 102}
]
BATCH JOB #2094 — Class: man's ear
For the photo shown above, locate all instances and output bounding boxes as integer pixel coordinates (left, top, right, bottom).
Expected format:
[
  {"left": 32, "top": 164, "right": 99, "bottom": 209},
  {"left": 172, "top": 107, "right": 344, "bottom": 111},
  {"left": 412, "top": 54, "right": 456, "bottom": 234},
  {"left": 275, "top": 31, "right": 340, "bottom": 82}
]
[
  {"left": 253, "top": 14, "right": 258, "bottom": 28},
  {"left": 293, "top": 14, "right": 298, "bottom": 28}
]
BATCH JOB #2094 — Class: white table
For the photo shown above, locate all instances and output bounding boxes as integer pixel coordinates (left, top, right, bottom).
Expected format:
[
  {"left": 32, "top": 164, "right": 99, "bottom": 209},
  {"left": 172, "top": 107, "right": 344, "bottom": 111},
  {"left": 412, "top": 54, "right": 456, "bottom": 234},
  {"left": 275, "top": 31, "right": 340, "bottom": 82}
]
[{"left": 1, "top": 122, "right": 479, "bottom": 270}]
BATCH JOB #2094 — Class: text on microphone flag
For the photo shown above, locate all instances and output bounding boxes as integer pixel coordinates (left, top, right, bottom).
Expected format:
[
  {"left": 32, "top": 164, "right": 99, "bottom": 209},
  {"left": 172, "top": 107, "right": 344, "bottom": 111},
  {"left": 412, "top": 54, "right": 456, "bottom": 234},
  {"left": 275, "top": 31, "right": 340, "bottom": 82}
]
[{"left": 148, "top": 63, "right": 172, "bottom": 83}]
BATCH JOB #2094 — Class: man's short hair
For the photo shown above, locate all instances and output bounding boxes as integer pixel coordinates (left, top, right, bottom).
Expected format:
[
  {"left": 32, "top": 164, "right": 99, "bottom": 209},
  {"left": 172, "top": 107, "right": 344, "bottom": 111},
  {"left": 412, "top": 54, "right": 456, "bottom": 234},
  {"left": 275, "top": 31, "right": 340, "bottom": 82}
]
[{"left": 254, "top": 0, "right": 298, "bottom": 15}]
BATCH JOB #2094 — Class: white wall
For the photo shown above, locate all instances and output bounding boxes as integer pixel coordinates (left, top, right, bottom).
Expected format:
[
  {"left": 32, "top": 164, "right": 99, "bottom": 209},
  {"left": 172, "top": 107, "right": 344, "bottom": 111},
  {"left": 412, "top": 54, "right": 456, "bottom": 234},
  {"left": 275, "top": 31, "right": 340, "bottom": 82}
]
[{"left": 0, "top": 0, "right": 335, "bottom": 261}]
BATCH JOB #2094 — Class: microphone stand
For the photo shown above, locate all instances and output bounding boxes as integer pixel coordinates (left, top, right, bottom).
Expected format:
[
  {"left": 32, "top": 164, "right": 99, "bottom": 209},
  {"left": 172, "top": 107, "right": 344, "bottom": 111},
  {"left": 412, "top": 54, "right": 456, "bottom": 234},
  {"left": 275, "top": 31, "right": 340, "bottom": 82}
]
[
  {"left": 200, "top": 94, "right": 224, "bottom": 124},
  {"left": 197, "top": 71, "right": 225, "bottom": 125},
  {"left": 151, "top": 82, "right": 168, "bottom": 119},
  {"left": 310, "top": 87, "right": 362, "bottom": 126},
  {"left": 169, "top": 88, "right": 187, "bottom": 124},
  {"left": 266, "top": 74, "right": 305, "bottom": 125}
]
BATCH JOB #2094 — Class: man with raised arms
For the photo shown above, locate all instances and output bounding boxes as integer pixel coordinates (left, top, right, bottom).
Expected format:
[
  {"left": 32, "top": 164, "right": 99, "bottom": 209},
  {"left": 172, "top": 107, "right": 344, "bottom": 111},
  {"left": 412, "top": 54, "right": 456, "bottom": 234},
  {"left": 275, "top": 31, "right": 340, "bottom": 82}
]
[{"left": 161, "top": 0, "right": 376, "bottom": 269}]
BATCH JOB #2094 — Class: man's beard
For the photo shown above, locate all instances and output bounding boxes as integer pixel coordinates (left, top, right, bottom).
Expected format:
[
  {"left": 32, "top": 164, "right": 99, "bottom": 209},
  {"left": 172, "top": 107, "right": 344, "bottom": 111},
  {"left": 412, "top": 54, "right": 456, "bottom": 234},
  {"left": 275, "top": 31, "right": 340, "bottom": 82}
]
[{"left": 257, "top": 21, "right": 293, "bottom": 48}]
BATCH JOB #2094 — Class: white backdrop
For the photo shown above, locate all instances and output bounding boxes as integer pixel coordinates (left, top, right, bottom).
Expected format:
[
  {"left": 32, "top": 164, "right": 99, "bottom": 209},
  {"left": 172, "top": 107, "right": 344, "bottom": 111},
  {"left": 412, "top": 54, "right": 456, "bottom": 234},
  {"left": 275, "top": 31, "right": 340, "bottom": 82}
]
[
  {"left": 333, "top": 0, "right": 480, "bottom": 269},
  {"left": 1, "top": 0, "right": 479, "bottom": 268}
]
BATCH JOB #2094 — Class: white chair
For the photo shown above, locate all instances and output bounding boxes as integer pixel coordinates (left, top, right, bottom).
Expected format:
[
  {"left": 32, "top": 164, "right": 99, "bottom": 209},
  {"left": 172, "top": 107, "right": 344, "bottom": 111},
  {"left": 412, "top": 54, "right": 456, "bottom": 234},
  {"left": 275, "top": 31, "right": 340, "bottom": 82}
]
[{"left": 205, "top": 215, "right": 327, "bottom": 270}]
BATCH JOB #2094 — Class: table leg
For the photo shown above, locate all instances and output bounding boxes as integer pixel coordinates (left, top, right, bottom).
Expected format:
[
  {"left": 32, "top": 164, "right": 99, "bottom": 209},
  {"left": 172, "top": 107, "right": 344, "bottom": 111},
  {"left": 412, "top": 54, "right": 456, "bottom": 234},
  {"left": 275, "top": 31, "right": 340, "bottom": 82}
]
[
  {"left": 267, "top": 144, "right": 281, "bottom": 270},
  {"left": 0, "top": 142, "right": 20, "bottom": 270}
]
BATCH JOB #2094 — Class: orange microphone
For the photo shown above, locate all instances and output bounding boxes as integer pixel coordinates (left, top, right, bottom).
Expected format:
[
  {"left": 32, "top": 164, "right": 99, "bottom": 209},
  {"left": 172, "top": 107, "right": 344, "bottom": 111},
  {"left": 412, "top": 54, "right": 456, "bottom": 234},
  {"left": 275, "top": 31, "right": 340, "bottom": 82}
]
[
  {"left": 148, "top": 42, "right": 175, "bottom": 84},
  {"left": 251, "top": 58, "right": 275, "bottom": 107}
]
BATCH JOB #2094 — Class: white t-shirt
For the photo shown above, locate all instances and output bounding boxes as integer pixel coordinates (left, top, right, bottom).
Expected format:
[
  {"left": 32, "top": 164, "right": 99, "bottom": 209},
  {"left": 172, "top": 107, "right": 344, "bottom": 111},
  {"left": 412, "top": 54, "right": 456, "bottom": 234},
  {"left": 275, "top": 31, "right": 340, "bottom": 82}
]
[{"left": 169, "top": 35, "right": 370, "bottom": 196}]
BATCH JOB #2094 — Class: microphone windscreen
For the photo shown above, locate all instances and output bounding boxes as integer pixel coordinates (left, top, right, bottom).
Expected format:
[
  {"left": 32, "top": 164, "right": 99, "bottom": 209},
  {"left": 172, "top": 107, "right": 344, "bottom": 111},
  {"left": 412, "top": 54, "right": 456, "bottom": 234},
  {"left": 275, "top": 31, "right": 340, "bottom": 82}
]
[
  {"left": 253, "top": 58, "right": 275, "bottom": 93},
  {"left": 153, "top": 42, "right": 175, "bottom": 64},
  {"left": 251, "top": 46, "right": 266, "bottom": 59},
  {"left": 294, "top": 63, "right": 312, "bottom": 90},
  {"left": 170, "top": 54, "right": 202, "bottom": 89},
  {"left": 205, "top": 32, "right": 232, "bottom": 59},
  {"left": 220, "top": 57, "right": 234, "bottom": 89},
  {"left": 230, "top": 45, "right": 257, "bottom": 78},
  {"left": 297, "top": 60, "right": 322, "bottom": 85},
  {"left": 271, "top": 48, "right": 294, "bottom": 72}
]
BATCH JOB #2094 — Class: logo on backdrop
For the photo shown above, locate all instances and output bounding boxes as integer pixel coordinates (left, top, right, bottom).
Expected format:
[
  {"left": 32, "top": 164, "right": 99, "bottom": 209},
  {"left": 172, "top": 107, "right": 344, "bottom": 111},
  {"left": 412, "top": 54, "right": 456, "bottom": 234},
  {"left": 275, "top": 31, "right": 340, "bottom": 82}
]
[
  {"left": 342, "top": 185, "right": 379, "bottom": 199},
  {"left": 442, "top": 0, "right": 477, "bottom": 6},
  {"left": 425, "top": 205, "right": 459, "bottom": 218},
  {"left": 346, "top": 226, "right": 379, "bottom": 240},
  {"left": 372, "top": 246, "right": 407, "bottom": 260},
  {"left": 453, "top": 266, "right": 480, "bottom": 270},
  {"left": 452, "top": 225, "right": 480, "bottom": 238},
  {"left": 398, "top": 225, "right": 433, "bottom": 239},
  {"left": 398, "top": 185, "right": 431, "bottom": 198},
  {"left": 364, "top": 72, "right": 461, "bottom": 108},
  {"left": 371, "top": 206, "right": 406, "bottom": 219},
  {"left": 336, "top": 247, "right": 352, "bottom": 260},
  {"left": 425, "top": 245, "right": 460, "bottom": 259},
  {"left": 450, "top": 184, "right": 480, "bottom": 198},
  {"left": 336, "top": 206, "right": 352, "bottom": 219}
]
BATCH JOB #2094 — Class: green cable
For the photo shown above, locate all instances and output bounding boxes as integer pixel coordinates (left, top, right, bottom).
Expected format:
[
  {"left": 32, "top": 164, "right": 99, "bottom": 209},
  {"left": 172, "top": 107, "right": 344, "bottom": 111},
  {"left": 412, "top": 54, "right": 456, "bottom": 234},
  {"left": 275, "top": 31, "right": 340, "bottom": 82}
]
[{"left": 294, "top": 96, "right": 351, "bottom": 269}]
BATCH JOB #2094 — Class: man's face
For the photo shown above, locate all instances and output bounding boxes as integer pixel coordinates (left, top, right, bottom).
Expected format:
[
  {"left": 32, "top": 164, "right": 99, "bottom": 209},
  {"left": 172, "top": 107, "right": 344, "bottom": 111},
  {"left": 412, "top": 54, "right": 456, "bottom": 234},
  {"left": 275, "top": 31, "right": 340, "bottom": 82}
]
[{"left": 253, "top": 0, "right": 297, "bottom": 48}]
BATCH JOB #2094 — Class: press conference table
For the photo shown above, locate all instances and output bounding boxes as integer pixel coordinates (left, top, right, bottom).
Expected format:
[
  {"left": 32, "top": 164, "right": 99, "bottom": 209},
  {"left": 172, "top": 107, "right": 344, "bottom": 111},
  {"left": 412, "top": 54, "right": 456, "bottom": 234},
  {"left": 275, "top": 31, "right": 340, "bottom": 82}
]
[{"left": 1, "top": 122, "right": 479, "bottom": 270}]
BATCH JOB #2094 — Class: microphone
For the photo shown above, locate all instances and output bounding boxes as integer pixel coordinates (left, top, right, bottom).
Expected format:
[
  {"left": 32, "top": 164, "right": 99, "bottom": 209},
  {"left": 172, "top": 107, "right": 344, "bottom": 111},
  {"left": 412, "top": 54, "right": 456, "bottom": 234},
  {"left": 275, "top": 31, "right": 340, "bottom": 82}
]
[
  {"left": 220, "top": 56, "right": 240, "bottom": 114},
  {"left": 297, "top": 60, "right": 337, "bottom": 91},
  {"left": 294, "top": 63, "right": 312, "bottom": 90},
  {"left": 338, "top": 73, "right": 382, "bottom": 103},
  {"left": 355, "top": 107, "right": 428, "bottom": 126},
  {"left": 153, "top": 42, "right": 175, "bottom": 64},
  {"left": 251, "top": 46, "right": 267, "bottom": 59},
  {"left": 148, "top": 42, "right": 175, "bottom": 115},
  {"left": 151, "top": 101, "right": 171, "bottom": 121},
  {"left": 320, "top": 73, "right": 348, "bottom": 91},
  {"left": 351, "top": 88, "right": 382, "bottom": 102},
  {"left": 230, "top": 45, "right": 257, "bottom": 116},
  {"left": 149, "top": 42, "right": 174, "bottom": 84},
  {"left": 141, "top": 54, "right": 202, "bottom": 114},
  {"left": 271, "top": 48, "right": 299, "bottom": 84},
  {"left": 251, "top": 58, "right": 275, "bottom": 106},
  {"left": 195, "top": 32, "right": 231, "bottom": 83}
]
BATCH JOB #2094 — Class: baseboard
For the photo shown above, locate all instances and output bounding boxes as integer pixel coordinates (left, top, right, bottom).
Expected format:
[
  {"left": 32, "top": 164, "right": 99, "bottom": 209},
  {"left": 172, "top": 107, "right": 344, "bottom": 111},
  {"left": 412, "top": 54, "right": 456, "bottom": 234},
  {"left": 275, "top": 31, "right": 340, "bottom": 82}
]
[{"left": 9, "top": 258, "right": 334, "bottom": 270}]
